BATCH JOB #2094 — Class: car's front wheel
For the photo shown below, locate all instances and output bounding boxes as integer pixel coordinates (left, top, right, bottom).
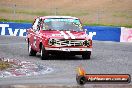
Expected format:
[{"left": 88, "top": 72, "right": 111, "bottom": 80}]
[
  {"left": 82, "top": 51, "right": 91, "bottom": 60},
  {"left": 40, "top": 45, "right": 49, "bottom": 60},
  {"left": 28, "top": 42, "right": 36, "bottom": 56}
]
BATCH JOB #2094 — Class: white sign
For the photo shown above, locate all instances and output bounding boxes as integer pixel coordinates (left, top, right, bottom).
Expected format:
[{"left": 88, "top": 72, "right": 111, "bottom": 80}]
[{"left": 0, "top": 24, "right": 27, "bottom": 36}]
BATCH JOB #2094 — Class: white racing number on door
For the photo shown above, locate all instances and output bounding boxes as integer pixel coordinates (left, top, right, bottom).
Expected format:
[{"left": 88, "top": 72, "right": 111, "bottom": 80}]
[{"left": 33, "top": 36, "right": 37, "bottom": 48}]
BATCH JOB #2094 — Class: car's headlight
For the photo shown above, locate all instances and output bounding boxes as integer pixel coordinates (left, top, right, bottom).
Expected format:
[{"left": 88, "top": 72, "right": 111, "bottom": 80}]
[
  {"left": 83, "top": 40, "right": 91, "bottom": 46},
  {"left": 48, "top": 39, "right": 57, "bottom": 45}
]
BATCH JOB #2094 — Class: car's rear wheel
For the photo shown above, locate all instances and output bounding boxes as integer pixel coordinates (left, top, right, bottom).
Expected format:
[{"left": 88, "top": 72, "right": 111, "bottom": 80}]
[
  {"left": 40, "top": 45, "right": 49, "bottom": 60},
  {"left": 28, "top": 42, "right": 36, "bottom": 56},
  {"left": 82, "top": 51, "right": 91, "bottom": 59}
]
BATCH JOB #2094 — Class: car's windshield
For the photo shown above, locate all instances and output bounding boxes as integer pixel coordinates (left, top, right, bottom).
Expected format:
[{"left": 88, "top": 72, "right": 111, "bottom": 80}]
[{"left": 43, "top": 18, "right": 83, "bottom": 31}]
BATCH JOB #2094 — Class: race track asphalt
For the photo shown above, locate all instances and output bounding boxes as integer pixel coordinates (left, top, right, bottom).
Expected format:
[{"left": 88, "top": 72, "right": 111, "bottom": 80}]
[{"left": 0, "top": 35, "right": 132, "bottom": 86}]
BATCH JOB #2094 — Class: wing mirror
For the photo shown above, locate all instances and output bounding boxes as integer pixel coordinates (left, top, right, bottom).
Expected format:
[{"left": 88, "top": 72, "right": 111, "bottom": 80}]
[{"left": 83, "top": 29, "right": 88, "bottom": 33}]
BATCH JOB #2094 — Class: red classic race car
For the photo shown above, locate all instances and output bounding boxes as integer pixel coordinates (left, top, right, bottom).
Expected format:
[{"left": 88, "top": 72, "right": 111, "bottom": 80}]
[{"left": 27, "top": 16, "right": 92, "bottom": 60}]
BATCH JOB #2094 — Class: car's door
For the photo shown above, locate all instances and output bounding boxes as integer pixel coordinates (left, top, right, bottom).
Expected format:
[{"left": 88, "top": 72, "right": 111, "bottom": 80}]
[
  {"left": 29, "top": 18, "right": 40, "bottom": 51},
  {"left": 34, "top": 18, "right": 43, "bottom": 52}
]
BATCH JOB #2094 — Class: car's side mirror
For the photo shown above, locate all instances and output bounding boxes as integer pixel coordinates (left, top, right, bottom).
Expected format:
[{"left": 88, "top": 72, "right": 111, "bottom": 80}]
[
  {"left": 83, "top": 29, "right": 87, "bottom": 33},
  {"left": 32, "top": 25, "right": 37, "bottom": 30},
  {"left": 84, "top": 29, "right": 87, "bottom": 32}
]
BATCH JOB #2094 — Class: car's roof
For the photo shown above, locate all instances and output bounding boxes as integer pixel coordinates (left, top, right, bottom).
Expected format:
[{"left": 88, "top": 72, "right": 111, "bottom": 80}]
[{"left": 39, "top": 16, "right": 79, "bottom": 19}]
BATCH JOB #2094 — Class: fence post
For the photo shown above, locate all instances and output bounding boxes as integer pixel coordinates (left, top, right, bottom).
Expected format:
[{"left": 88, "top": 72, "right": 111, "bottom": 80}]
[
  {"left": 55, "top": 8, "right": 57, "bottom": 16},
  {"left": 13, "top": 4, "right": 16, "bottom": 19},
  {"left": 96, "top": 10, "right": 100, "bottom": 24}
]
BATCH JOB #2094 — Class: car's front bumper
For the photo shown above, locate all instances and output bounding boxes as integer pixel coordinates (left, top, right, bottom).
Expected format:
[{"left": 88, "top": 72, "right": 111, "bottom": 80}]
[{"left": 45, "top": 47, "right": 92, "bottom": 52}]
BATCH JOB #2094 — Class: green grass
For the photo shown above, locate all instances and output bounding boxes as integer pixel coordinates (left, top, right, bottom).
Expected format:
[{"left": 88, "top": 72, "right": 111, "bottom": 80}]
[
  {"left": 17, "top": 10, "right": 50, "bottom": 16},
  {"left": 0, "top": 60, "right": 11, "bottom": 70},
  {"left": 0, "top": 18, "right": 132, "bottom": 28},
  {"left": 0, "top": 18, "right": 33, "bottom": 23},
  {"left": 0, "top": 8, "right": 131, "bottom": 28},
  {"left": 83, "top": 23, "right": 132, "bottom": 28},
  {"left": 113, "top": 13, "right": 132, "bottom": 18},
  {"left": 0, "top": 8, "right": 12, "bottom": 13},
  {"left": 0, "top": 8, "right": 50, "bottom": 16},
  {"left": 60, "top": 11, "right": 89, "bottom": 16}
]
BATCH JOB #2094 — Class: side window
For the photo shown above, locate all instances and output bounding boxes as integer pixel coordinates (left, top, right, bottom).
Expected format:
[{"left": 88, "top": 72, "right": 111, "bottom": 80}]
[
  {"left": 43, "top": 22, "right": 51, "bottom": 30},
  {"left": 32, "top": 18, "right": 39, "bottom": 30}
]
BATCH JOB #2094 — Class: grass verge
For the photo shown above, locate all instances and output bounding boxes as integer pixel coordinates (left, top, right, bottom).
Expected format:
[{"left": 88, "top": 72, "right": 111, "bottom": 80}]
[
  {"left": 0, "top": 18, "right": 32, "bottom": 23},
  {"left": 0, "top": 60, "right": 11, "bottom": 70},
  {"left": 0, "top": 18, "right": 132, "bottom": 28},
  {"left": 83, "top": 23, "right": 132, "bottom": 28}
]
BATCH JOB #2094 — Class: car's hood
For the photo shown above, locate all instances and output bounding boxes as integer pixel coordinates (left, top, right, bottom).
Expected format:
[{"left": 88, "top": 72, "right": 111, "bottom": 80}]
[{"left": 40, "top": 30, "right": 90, "bottom": 39}]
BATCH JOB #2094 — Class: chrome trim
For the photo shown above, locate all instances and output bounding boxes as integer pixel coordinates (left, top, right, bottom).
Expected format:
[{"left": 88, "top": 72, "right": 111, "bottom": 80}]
[
  {"left": 45, "top": 47, "right": 92, "bottom": 51},
  {"left": 49, "top": 39, "right": 90, "bottom": 47}
]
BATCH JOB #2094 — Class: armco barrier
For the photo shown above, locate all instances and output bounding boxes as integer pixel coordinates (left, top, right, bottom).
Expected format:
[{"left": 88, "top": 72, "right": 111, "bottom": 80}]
[
  {"left": 0, "top": 22, "right": 32, "bottom": 36},
  {"left": 0, "top": 22, "right": 122, "bottom": 42},
  {"left": 83, "top": 26, "right": 121, "bottom": 42}
]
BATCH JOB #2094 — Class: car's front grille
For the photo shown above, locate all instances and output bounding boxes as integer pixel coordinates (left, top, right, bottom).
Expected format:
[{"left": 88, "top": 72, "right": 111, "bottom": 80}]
[{"left": 53, "top": 39, "right": 84, "bottom": 47}]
